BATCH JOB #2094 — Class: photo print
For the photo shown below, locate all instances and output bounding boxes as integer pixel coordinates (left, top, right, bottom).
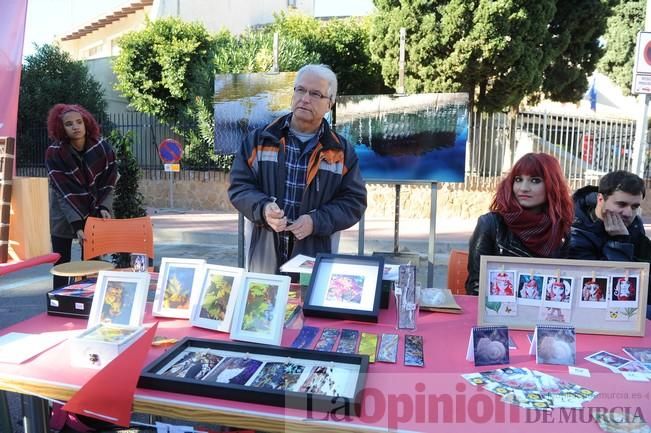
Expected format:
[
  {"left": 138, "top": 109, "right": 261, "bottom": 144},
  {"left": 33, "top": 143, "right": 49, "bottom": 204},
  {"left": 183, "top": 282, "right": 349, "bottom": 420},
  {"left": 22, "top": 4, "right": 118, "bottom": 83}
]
[
  {"left": 487, "top": 270, "right": 517, "bottom": 302},
  {"left": 241, "top": 282, "right": 279, "bottom": 333},
  {"left": 203, "top": 356, "right": 263, "bottom": 385},
  {"left": 471, "top": 326, "right": 509, "bottom": 367},
  {"left": 100, "top": 280, "right": 137, "bottom": 325},
  {"left": 609, "top": 275, "right": 639, "bottom": 308},
  {"left": 190, "top": 265, "right": 244, "bottom": 332},
  {"left": 516, "top": 273, "right": 544, "bottom": 305},
  {"left": 542, "top": 276, "right": 574, "bottom": 308},
  {"left": 154, "top": 258, "right": 205, "bottom": 319},
  {"left": 578, "top": 276, "right": 608, "bottom": 308},
  {"left": 326, "top": 274, "right": 365, "bottom": 305},
  {"left": 158, "top": 349, "right": 223, "bottom": 380},
  {"left": 249, "top": 361, "right": 305, "bottom": 391},
  {"left": 535, "top": 326, "right": 576, "bottom": 366}
]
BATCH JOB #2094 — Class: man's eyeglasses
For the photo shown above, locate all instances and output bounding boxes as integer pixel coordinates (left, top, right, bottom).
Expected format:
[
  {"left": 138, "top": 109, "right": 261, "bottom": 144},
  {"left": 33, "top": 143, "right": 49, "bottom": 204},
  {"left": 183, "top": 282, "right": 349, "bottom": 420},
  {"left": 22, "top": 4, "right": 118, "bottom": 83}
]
[{"left": 294, "top": 86, "right": 330, "bottom": 101}]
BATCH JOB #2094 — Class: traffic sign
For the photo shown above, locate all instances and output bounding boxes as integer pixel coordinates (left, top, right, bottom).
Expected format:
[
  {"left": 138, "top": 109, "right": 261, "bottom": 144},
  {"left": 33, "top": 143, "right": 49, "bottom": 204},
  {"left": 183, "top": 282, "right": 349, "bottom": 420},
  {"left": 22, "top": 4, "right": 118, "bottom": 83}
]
[
  {"left": 164, "top": 163, "right": 180, "bottom": 172},
  {"left": 632, "top": 32, "right": 651, "bottom": 94},
  {"left": 158, "top": 138, "right": 183, "bottom": 163}
]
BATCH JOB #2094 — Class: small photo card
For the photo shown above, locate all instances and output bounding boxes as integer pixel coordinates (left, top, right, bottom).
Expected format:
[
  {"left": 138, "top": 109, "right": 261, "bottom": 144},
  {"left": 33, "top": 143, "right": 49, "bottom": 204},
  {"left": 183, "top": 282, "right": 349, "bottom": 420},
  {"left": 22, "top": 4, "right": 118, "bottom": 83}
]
[
  {"left": 487, "top": 270, "right": 517, "bottom": 302},
  {"left": 609, "top": 275, "right": 639, "bottom": 308},
  {"left": 542, "top": 276, "right": 574, "bottom": 307},
  {"left": 622, "top": 347, "right": 651, "bottom": 370},
  {"left": 530, "top": 325, "right": 576, "bottom": 365},
  {"left": 358, "top": 332, "right": 378, "bottom": 363},
  {"left": 578, "top": 276, "right": 608, "bottom": 308},
  {"left": 585, "top": 350, "right": 632, "bottom": 371},
  {"left": 314, "top": 328, "right": 341, "bottom": 352},
  {"left": 290, "top": 326, "right": 319, "bottom": 349},
  {"left": 516, "top": 273, "right": 544, "bottom": 305},
  {"left": 336, "top": 329, "right": 360, "bottom": 354},
  {"left": 404, "top": 335, "right": 424, "bottom": 367},
  {"left": 466, "top": 325, "right": 509, "bottom": 367},
  {"left": 376, "top": 333, "right": 399, "bottom": 363}
]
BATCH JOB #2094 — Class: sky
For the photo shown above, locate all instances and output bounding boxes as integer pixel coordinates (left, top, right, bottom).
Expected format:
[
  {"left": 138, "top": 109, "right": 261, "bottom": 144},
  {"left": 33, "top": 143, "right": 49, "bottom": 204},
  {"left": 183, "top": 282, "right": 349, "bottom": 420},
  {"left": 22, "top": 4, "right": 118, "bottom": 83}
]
[{"left": 22, "top": 0, "right": 376, "bottom": 58}]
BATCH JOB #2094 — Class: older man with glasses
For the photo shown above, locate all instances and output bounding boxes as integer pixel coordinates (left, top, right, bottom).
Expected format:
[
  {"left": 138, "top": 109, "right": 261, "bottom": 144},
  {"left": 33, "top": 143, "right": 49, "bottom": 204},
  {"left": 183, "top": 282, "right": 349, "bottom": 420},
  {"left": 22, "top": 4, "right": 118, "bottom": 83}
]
[{"left": 229, "top": 64, "right": 367, "bottom": 274}]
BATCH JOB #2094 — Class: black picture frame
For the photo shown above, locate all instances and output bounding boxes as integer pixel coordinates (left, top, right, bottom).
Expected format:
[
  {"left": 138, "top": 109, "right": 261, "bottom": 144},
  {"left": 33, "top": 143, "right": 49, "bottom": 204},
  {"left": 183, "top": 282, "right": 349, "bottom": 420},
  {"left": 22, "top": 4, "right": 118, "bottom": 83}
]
[
  {"left": 138, "top": 337, "right": 368, "bottom": 416},
  {"left": 303, "top": 254, "right": 384, "bottom": 323}
]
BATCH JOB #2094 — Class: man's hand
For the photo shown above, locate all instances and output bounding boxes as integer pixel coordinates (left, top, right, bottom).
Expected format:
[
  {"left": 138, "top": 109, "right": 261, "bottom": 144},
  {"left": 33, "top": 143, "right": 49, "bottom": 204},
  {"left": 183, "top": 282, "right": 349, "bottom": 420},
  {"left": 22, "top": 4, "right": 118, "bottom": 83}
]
[
  {"left": 287, "top": 214, "right": 313, "bottom": 240},
  {"left": 264, "top": 201, "right": 287, "bottom": 232},
  {"left": 603, "top": 210, "right": 629, "bottom": 237},
  {"left": 99, "top": 209, "right": 111, "bottom": 219},
  {"left": 76, "top": 229, "right": 86, "bottom": 243}
]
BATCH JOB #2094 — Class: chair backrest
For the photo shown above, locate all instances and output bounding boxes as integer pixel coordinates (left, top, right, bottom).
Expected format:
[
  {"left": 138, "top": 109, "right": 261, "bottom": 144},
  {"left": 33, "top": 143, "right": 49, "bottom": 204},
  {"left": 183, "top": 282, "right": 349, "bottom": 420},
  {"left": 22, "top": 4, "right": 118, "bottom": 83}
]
[
  {"left": 83, "top": 216, "right": 154, "bottom": 261},
  {"left": 447, "top": 249, "right": 469, "bottom": 295}
]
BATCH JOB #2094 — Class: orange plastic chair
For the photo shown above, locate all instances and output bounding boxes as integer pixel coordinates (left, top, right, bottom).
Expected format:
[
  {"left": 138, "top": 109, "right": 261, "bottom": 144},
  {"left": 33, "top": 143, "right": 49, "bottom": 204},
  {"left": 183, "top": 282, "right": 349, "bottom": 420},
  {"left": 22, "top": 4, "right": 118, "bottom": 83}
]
[
  {"left": 83, "top": 216, "right": 154, "bottom": 262},
  {"left": 447, "top": 249, "right": 469, "bottom": 295}
]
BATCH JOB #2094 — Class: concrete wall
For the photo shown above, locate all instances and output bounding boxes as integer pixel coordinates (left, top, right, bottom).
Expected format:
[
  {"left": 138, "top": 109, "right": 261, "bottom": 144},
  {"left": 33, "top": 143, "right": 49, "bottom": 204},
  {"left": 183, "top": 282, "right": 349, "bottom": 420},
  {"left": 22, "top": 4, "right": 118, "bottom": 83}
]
[
  {"left": 139, "top": 171, "right": 494, "bottom": 221},
  {"left": 139, "top": 170, "right": 651, "bottom": 222}
]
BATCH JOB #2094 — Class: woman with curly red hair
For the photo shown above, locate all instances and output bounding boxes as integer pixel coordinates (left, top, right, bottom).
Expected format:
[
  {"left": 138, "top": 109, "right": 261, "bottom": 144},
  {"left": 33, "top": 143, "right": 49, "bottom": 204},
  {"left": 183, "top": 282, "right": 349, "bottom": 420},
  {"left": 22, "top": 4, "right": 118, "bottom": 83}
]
[
  {"left": 45, "top": 104, "right": 118, "bottom": 288},
  {"left": 465, "top": 153, "right": 574, "bottom": 295}
]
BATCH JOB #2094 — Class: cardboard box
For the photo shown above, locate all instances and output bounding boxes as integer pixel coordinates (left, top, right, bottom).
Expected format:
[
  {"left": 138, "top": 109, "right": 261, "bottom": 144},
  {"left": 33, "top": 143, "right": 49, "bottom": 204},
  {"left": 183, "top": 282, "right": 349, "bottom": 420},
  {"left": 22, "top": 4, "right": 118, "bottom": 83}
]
[{"left": 46, "top": 278, "right": 96, "bottom": 319}]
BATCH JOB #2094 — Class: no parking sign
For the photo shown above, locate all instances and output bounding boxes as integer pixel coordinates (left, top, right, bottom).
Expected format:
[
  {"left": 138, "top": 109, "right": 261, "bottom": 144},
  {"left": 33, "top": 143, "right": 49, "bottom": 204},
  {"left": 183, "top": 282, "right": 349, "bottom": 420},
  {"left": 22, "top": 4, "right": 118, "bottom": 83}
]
[{"left": 158, "top": 138, "right": 183, "bottom": 164}]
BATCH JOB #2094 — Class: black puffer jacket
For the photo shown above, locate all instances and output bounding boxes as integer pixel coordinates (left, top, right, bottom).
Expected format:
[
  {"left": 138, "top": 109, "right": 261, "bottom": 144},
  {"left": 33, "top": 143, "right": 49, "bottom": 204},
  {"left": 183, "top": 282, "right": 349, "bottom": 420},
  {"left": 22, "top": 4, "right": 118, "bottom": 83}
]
[
  {"left": 465, "top": 212, "right": 569, "bottom": 295},
  {"left": 570, "top": 185, "right": 651, "bottom": 261}
]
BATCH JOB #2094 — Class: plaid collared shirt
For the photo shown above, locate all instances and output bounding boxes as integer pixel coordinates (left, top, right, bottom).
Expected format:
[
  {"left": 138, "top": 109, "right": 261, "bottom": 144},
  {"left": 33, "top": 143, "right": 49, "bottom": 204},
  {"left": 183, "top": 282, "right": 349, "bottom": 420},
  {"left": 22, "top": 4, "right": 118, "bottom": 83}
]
[{"left": 279, "top": 117, "right": 323, "bottom": 263}]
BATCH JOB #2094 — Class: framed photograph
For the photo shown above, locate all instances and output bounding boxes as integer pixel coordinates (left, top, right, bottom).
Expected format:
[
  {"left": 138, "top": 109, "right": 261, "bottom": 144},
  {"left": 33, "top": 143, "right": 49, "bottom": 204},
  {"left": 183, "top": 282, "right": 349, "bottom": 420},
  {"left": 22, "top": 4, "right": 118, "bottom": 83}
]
[
  {"left": 153, "top": 258, "right": 206, "bottom": 319},
  {"left": 477, "top": 256, "right": 649, "bottom": 336},
  {"left": 87, "top": 271, "right": 150, "bottom": 327},
  {"left": 190, "top": 265, "right": 244, "bottom": 332},
  {"left": 229, "top": 272, "right": 290, "bottom": 345},
  {"left": 303, "top": 254, "right": 384, "bottom": 323},
  {"left": 138, "top": 337, "right": 368, "bottom": 415}
]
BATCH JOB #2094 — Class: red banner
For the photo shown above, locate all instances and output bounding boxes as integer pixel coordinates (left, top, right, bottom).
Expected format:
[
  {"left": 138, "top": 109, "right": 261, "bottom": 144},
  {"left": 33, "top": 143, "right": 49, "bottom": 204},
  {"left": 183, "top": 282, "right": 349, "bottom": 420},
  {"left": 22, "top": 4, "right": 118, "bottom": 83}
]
[{"left": 0, "top": 0, "right": 28, "bottom": 140}]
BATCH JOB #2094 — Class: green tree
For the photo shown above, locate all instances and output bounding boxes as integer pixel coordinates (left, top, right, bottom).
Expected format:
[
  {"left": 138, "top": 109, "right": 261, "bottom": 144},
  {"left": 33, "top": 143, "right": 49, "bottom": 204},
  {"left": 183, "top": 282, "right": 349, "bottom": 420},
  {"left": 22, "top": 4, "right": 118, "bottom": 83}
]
[
  {"left": 598, "top": 0, "right": 644, "bottom": 95},
  {"left": 113, "top": 18, "right": 215, "bottom": 126},
  {"left": 541, "top": 0, "right": 610, "bottom": 102},
  {"left": 109, "top": 129, "right": 146, "bottom": 219},
  {"left": 17, "top": 44, "right": 106, "bottom": 163},
  {"left": 268, "top": 12, "right": 391, "bottom": 95},
  {"left": 369, "top": 0, "right": 610, "bottom": 112}
]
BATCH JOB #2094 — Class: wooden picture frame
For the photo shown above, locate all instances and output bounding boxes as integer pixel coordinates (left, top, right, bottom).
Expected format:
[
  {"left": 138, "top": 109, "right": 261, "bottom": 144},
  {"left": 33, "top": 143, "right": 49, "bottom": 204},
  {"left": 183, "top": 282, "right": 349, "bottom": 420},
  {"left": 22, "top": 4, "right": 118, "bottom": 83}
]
[
  {"left": 138, "top": 337, "right": 368, "bottom": 415},
  {"left": 303, "top": 254, "right": 384, "bottom": 323},
  {"left": 190, "top": 264, "right": 244, "bottom": 332},
  {"left": 153, "top": 258, "right": 206, "bottom": 319},
  {"left": 229, "top": 272, "right": 290, "bottom": 345},
  {"left": 478, "top": 256, "right": 649, "bottom": 336}
]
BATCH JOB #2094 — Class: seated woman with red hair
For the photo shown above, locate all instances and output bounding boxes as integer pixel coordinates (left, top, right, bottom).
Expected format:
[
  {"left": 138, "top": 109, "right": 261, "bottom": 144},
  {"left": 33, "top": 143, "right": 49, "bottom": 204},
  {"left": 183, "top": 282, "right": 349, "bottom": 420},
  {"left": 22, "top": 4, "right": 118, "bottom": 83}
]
[{"left": 465, "top": 153, "right": 574, "bottom": 295}]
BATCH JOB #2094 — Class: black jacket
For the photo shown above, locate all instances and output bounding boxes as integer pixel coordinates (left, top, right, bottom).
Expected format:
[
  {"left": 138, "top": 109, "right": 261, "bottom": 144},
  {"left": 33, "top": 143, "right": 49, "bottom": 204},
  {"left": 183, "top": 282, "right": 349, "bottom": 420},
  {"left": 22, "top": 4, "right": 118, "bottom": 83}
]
[
  {"left": 228, "top": 114, "right": 367, "bottom": 274},
  {"left": 570, "top": 185, "right": 651, "bottom": 261},
  {"left": 465, "top": 212, "right": 569, "bottom": 295}
]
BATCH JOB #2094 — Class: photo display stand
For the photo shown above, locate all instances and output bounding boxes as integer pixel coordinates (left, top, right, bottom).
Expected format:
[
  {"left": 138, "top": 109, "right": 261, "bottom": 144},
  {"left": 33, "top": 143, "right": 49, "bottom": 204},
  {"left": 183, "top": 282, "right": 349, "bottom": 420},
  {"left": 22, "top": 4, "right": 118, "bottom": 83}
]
[{"left": 478, "top": 256, "right": 648, "bottom": 336}]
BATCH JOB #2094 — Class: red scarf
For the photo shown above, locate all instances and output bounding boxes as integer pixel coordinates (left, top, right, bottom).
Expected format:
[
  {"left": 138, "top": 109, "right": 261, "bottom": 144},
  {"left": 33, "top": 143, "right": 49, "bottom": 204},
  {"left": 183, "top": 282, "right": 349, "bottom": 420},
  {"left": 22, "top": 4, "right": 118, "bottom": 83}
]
[{"left": 499, "top": 209, "right": 564, "bottom": 257}]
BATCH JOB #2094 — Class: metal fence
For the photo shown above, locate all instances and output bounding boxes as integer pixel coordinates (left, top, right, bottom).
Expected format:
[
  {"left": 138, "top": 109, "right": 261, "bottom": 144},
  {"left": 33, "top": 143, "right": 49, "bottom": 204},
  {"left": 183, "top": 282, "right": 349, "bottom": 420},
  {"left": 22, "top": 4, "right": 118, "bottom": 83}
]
[
  {"left": 16, "top": 110, "right": 643, "bottom": 189},
  {"left": 465, "top": 110, "right": 638, "bottom": 190}
]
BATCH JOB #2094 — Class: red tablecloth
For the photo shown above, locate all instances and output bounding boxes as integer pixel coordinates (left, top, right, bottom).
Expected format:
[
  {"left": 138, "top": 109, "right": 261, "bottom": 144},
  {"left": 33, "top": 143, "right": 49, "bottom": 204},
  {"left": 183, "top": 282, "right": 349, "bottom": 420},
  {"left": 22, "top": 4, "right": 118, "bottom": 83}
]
[{"left": 0, "top": 295, "right": 649, "bottom": 432}]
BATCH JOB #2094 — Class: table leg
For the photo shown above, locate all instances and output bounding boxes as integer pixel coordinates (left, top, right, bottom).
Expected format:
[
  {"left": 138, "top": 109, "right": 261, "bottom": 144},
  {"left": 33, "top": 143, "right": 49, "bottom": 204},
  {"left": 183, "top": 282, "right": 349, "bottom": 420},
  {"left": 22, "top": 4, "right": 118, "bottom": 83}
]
[{"left": 22, "top": 396, "right": 48, "bottom": 433}]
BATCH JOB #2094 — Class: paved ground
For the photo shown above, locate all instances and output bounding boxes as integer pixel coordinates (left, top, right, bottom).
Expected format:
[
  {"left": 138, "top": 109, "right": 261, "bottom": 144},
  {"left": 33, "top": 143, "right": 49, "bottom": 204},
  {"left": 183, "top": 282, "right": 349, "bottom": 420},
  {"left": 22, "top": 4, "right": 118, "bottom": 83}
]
[{"left": 0, "top": 208, "right": 475, "bottom": 432}]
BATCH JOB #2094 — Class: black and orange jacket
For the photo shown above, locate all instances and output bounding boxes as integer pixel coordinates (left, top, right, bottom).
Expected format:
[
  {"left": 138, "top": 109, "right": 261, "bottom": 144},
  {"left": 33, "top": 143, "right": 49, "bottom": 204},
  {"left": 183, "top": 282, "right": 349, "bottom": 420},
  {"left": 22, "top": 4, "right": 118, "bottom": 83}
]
[{"left": 228, "top": 113, "right": 367, "bottom": 273}]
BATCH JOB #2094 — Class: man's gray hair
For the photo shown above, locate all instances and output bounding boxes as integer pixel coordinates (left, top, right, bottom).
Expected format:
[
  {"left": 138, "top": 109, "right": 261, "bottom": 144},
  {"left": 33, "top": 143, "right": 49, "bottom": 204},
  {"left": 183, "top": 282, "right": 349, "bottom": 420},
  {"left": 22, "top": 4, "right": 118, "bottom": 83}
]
[{"left": 295, "top": 64, "right": 338, "bottom": 102}]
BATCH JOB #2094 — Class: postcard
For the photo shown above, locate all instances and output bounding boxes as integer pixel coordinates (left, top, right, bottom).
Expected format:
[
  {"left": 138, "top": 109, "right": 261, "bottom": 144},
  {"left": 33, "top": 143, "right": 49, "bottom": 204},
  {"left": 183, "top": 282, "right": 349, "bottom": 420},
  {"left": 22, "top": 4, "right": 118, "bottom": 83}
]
[
  {"left": 249, "top": 361, "right": 305, "bottom": 391},
  {"left": 609, "top": 275, "right": 639, "bottom": 308},
  {"left": 203, "top": 356, "right": 263, "bottom": 385},
  {"left": 542, "top": 276, "right": 574, "bottom": 308},
  {"left": 585, "top": 351, "right": 632, "bottom": 371},
  {"left": 622, "top": 347, "right": 651, "bottom": 370},
  {"left": 279, "top": 254, "right": 316, "bottom": 274},
  {"left": 298, "top": 365, "right": 349, "bottom": 397},
  {"left": 100, "top": 280, "right": 138, "bottom": 326},
  {"left": 158, "top": 349, "right": 223, "bottom": 380}
]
